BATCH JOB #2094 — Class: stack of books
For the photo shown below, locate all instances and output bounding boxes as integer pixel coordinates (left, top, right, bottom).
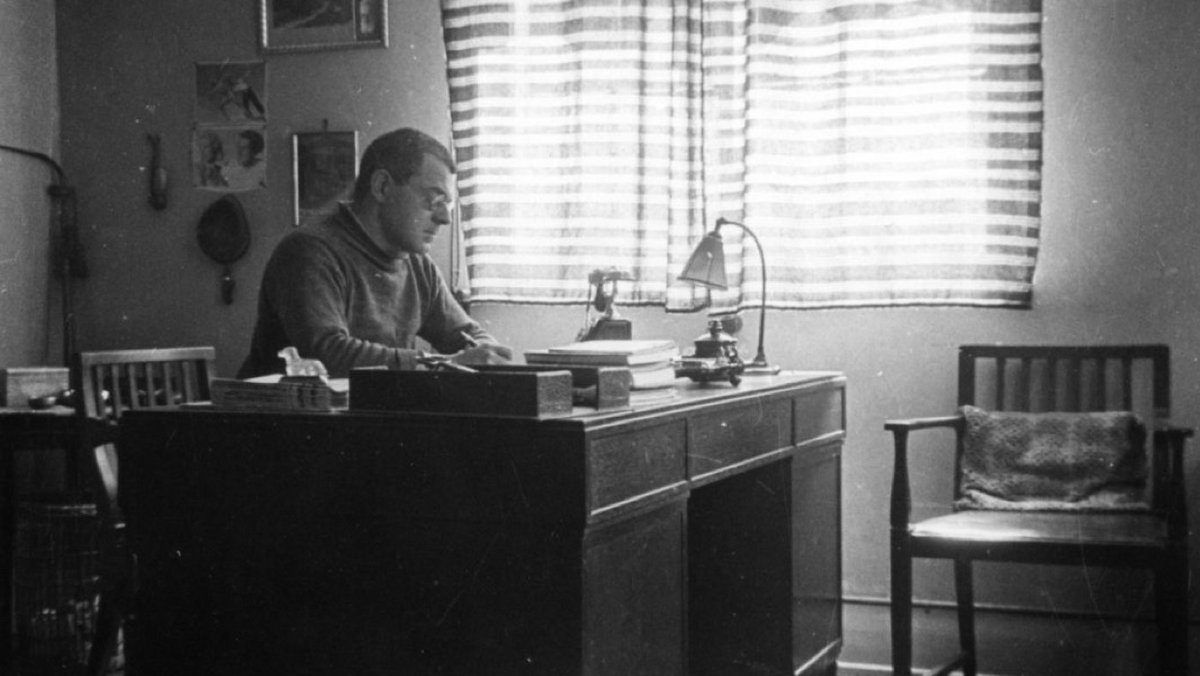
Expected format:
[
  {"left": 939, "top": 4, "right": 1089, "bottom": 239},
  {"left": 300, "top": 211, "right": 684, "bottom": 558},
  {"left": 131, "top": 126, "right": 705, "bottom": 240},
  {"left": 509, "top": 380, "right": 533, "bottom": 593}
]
[
  {"left": 210, "top": 374, "right": 349, "bottom": 411},
  {"left": 524, "top": 339, "right": 680, "bottom": 406}
]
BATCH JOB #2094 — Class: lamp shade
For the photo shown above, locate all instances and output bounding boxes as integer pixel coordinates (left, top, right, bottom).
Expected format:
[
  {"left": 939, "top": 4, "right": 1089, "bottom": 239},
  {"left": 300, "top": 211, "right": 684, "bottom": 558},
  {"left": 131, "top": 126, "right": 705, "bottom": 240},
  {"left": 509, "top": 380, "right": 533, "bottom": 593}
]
[
  {"left": 677, "top": 231, "right": 728, "bottom": 289},
  {"left": 676, "top": 217, "right": 781, "bottom": 375}
]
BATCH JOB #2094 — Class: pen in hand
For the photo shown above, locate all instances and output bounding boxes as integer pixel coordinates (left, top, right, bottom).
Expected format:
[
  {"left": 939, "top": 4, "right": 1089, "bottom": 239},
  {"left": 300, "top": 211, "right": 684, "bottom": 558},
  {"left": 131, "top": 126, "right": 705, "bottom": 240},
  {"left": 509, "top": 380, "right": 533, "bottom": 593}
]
[{"left": 459, "top": 330, "right": 513, "bottom": 362}]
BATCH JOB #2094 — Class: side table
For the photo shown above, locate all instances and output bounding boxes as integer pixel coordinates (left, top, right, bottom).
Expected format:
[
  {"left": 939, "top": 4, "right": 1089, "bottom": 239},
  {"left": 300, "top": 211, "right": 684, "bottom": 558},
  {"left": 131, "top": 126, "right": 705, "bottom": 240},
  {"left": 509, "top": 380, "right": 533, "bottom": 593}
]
[{"left": 0, "top": 407, "right": 79, "bottom": 674}]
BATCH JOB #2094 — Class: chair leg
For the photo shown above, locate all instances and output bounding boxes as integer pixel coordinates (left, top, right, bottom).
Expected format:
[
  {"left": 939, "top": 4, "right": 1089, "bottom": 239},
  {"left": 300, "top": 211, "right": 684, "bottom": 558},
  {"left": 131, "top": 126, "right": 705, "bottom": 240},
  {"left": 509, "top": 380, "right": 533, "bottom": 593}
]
[
  {"left": 954, "top": 558, "right": 977, "bottom": 676},
  {"left": 87, "top": 589, "right": 122, "bottom": 676},
  {"left": 1154, "top": 549, "right": 1188, "bottom": 676},
  {"left": 88, "top": 523, "right": 130, "bottom": 676},
  {"left": 891, "top": 531, "right": 913, "bottom": 676}
]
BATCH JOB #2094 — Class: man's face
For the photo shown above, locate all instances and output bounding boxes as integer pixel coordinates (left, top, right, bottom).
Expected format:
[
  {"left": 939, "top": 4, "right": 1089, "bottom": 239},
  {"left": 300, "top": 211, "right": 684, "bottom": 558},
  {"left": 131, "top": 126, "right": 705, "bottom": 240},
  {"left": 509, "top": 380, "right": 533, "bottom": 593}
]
[{"left": 378, "top": 153, "right": 455, "bottom": 256}]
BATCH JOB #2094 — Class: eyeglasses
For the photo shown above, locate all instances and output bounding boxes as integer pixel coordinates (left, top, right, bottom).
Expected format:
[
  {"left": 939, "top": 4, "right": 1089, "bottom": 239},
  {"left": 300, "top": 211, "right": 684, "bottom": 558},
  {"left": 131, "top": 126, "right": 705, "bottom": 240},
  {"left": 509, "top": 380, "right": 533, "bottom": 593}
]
[
  {"left": 385, "top": 170, "right": 455, "bottom": 213},
  {"left": 419, "top": 189, "right": 455, "bottom": 213}
]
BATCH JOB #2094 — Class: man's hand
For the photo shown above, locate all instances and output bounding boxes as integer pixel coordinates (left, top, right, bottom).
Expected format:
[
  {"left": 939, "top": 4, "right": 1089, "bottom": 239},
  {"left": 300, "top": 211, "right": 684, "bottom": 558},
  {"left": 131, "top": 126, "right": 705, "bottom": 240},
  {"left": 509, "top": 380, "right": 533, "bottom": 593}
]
[{"left": 451, "top": 343, "right": 514, "bottom": 366}]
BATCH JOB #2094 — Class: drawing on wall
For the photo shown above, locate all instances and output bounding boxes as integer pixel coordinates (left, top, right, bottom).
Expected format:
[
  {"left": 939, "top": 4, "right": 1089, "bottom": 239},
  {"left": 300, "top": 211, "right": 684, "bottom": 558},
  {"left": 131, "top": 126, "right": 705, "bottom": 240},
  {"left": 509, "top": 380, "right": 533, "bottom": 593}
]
[
  {"left": 193, "top": 61, "right": 267, "bottom": 192},
  {"left": 293, "top": 131, "right": 358, "bottom": 226},
  {"left": 195, "top": 61, "right": 267, "bottom": 125},
  {"left": 193, "top": 127, "right": 267, "bottom": 192},
  {"left": 259, "top": 0, "right": 387, "bottom": 53}
]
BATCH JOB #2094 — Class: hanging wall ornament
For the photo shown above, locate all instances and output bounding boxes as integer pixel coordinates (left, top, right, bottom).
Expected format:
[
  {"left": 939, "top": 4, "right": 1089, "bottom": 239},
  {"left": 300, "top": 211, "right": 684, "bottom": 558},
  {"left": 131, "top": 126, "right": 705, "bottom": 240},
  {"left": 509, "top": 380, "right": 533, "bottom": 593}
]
[
  {"left": 147, "top": 133, "right": 168, "bottom": 210},
  {"left": 197, "top": 194, "right": 250, "bottom": 305}
]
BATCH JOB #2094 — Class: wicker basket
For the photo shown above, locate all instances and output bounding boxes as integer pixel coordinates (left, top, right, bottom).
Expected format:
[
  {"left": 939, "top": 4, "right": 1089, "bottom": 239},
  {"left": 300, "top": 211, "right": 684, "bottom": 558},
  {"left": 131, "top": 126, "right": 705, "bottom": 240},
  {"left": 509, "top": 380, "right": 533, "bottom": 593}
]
[{"left": 14, "top": 495, "right": 101, "bottom": 674}]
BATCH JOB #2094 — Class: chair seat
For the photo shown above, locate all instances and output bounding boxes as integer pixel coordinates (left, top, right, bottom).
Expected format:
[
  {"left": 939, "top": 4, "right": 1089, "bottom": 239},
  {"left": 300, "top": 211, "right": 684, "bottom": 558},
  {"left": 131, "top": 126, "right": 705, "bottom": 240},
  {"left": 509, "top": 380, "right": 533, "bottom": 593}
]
[
  {"left": 911, "top": 509, "right": 1167, "bottom": 549},
  {"left": 890, "top": 345, "right": 1190, "bottom": 676}
]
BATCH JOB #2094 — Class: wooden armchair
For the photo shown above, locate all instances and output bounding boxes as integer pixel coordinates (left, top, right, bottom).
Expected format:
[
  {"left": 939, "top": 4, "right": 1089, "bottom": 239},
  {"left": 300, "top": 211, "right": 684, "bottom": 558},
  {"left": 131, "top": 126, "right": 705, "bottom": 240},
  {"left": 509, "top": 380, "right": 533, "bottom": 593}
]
[
  {"left": 887, "top": 345, "right": 1191, "bottom": 676},
  {"left": 70, "top": 347, "right": 215, "bottom": 676}
]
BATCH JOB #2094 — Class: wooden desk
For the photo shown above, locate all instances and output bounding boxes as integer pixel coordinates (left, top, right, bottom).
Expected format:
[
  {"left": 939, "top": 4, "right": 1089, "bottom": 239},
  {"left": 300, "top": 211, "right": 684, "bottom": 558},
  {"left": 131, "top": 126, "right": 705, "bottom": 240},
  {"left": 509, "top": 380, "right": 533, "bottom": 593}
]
[
  {"left": 119, "top": 372, "right": 845, "bottom": 675},
  {"left": 0, "top": 407, "right": 78, "bottom": 674}
]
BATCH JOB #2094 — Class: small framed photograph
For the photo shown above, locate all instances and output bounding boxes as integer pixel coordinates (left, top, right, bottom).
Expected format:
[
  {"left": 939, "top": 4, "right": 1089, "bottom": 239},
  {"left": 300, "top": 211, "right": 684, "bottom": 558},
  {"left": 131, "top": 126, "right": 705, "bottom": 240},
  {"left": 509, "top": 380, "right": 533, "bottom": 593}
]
[
  {"left": 195, "top": 61, "right": 266, "bottom": 125},
  {"left": 293, "top": 131, "right": 359, "bottom": 226},
  {"left": 193, "top": 127, "right": 268, "bottom": 193},
  {"left": 260, "top": 0, "right": 387, "bottom": 54}
]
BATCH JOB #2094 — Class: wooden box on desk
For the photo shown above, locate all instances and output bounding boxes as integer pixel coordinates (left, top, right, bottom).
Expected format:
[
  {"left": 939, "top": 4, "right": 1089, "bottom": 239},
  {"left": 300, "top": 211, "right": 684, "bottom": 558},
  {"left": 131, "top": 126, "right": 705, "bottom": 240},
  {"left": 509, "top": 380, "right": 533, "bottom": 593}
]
[
  {"left": 350, "top": 366, "right": 576, "bottom": 417},
  {"left": 483, "top": 363, "right": 632, "bottom": 410},
  {"left": 349, "top": 365, "right": 633, "bottom": 417},
  {"left": 1, "top": 367, "right": 68, "bottom": 408}
]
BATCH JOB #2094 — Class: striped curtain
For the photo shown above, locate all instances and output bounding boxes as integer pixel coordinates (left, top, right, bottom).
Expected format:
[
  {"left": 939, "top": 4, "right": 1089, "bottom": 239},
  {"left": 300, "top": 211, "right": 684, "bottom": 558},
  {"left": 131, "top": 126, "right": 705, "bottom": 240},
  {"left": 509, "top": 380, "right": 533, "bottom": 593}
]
[{"left": 442, "top": 0, "right": 1042, "bottom": 311}]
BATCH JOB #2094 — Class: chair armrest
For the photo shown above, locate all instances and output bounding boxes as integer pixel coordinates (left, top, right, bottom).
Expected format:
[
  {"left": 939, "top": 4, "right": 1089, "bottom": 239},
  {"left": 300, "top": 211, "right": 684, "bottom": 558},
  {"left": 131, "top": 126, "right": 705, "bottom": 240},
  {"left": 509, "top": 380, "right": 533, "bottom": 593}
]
[
  {"left": 885, "top": 415, "right": 963, "bottom": 433},
  {"left": 1153, "top": 424, "right": 1194, "bottom": 441},
  {"left": 75, "top": 416, "right": 120, "bottom": 517},
  {"left": 79, "top": 417, "right": 119, "bottom": 447},
  {"left": 886, "top": 414, "right": 964, "bottom": 530}
]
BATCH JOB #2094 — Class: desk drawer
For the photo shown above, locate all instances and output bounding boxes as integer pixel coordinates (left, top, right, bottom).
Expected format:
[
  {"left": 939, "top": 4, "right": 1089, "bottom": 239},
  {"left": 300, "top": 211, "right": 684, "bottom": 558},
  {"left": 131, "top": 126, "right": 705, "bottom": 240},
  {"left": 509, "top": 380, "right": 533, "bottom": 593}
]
[
  {"left": 588, "top": 421, "right": 687, "bottom": 513},
  {"left": 795, "top": 387, "right": 844, "bottom": 444},
  {"left": 688, "top": 398, "right": 791, "bottom": 477}
]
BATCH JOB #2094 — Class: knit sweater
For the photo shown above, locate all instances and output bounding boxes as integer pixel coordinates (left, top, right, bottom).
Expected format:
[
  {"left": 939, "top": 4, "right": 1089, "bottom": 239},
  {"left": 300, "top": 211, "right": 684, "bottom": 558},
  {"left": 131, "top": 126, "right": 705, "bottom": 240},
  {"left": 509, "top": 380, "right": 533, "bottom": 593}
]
[{"left": 238, "top": 204, "right": 491, "bottom": 378}]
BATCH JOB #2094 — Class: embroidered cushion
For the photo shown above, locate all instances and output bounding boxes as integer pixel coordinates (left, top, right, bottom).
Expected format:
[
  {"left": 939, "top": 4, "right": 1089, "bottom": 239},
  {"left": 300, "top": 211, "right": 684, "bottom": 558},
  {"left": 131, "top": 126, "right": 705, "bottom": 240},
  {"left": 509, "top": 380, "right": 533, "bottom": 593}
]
[{"left": 957, "top": 405, "right": 1148, "bottom": 512}]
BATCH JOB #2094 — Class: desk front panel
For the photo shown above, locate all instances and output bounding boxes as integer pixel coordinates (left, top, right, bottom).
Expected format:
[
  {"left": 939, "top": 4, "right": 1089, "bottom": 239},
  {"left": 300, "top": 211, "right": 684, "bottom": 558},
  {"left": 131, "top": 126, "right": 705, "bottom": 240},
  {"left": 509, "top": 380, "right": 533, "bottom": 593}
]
[
  {"left": 120, "top": 373, "right": 845, "bottom": 676},
  {"left": 0, "top": 409, "right": 81, "bottom": 675}
]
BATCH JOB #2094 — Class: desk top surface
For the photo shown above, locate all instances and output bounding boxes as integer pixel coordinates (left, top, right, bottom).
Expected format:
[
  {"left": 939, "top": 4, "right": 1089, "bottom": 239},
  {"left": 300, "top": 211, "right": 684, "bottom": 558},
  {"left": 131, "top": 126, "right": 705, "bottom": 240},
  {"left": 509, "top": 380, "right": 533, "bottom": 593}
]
[
  {"left": 0, "top": 406, "right": 76, "bottom": 437},
  {"left": 145, "top": 370, "right": 844, "bottom": 426},
  {"left": 120, "top": 369, "right": 847, "bottom": 528}
]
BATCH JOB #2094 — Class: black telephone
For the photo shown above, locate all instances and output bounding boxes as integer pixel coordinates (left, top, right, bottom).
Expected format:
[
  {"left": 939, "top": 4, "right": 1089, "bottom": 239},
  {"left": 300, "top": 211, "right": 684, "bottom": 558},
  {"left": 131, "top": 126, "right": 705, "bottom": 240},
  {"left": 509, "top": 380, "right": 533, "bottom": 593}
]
[{"left": 577, "top": 268, "right": 634, "bottom": 341}]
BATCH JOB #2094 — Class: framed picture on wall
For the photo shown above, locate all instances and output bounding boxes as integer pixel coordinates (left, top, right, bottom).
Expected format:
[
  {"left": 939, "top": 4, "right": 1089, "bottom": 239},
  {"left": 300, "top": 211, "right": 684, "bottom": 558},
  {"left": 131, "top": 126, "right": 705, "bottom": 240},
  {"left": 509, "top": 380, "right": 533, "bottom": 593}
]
[
  {"left": 260, "top": 0, "right": 387, "bottom": 54},
  {"left": 194, "top": 127, "right": 269, "bottom": 192},
  {"left": 195, "top": 61, "right": 266, "bottom": 125},
  {"left": 293, "top": 130, "right": 359, "bottom": 227}
]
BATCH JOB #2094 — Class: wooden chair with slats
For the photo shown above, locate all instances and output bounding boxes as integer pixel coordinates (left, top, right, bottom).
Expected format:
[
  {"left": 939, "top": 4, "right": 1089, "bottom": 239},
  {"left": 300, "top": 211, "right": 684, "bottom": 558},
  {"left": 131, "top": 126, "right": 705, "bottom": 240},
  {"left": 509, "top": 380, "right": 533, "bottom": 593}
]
[
  {"left": 887, "top": 344, "right": 1192, "bottom": 676},
  {"left": 70, "top": 346, "right": 215, "bottom": 676}
]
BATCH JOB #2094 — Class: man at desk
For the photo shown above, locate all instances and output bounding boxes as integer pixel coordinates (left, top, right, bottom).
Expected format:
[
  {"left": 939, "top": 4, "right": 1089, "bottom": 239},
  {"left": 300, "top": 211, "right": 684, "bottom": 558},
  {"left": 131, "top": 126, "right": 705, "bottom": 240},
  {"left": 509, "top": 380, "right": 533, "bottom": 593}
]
[{"left": 238, "top": 127, "right": 512, "bottom": 378}]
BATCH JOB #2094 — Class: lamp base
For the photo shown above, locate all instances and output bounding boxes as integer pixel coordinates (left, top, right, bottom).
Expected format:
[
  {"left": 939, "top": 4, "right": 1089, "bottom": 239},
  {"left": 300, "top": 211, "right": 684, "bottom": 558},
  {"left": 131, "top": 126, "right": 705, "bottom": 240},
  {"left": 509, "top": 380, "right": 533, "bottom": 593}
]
[{"left": 743, "top": 361, "right": 782, "bottom": 376}]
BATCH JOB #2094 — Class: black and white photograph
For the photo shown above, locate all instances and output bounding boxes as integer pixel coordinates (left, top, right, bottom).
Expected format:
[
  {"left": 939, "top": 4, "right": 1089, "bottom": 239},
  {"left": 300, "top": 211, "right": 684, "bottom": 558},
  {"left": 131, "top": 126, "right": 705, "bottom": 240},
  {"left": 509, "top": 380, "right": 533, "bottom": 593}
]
[
  {"left": 192, "top": 127, "right": 267, "bottom": 192},
  {"left": 6, "top": 2, "right": 1200, "bottom": 676}
]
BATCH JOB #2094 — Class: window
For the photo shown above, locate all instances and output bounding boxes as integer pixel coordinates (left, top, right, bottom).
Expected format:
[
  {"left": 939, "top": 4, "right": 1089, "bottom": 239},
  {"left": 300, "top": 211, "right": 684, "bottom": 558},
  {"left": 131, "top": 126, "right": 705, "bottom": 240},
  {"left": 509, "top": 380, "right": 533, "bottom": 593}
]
[{"left": 442, "top": 0, "right": 1042, "bottom": 311}]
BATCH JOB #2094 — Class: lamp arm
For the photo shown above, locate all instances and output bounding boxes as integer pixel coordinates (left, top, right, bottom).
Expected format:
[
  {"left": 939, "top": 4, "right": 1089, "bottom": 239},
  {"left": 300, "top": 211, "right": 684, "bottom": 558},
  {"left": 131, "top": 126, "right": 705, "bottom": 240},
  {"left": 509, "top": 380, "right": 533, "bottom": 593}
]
[{"left": 715, "top": 217, "right": 769, "bottom": 367}]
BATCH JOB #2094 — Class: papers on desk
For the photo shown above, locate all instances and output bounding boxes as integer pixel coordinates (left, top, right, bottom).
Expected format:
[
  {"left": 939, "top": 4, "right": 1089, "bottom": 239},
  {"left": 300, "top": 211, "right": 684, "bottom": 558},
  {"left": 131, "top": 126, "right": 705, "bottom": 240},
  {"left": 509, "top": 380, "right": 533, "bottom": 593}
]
[
  {"left": 210, "top": 374, "right": 348, "bottom": 411},
  {"left": 619, "top": 361, "right": 678, "bottom": 390},
  {"left": 629, "top": 386, "right": 678, "bottom": 407},
  {"left": 525, "top": 339, "right": 680, "bottom": 367},
  {"left": 524, "top": 339, "right": 681, "bottom": 406}
]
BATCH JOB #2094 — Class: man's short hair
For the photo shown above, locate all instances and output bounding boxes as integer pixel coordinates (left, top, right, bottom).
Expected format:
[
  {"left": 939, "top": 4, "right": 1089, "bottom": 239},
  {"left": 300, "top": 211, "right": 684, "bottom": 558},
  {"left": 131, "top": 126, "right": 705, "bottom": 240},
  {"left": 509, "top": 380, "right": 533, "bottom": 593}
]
[{"left": 353, "top": 128, "right": 455, "bottom": 202}]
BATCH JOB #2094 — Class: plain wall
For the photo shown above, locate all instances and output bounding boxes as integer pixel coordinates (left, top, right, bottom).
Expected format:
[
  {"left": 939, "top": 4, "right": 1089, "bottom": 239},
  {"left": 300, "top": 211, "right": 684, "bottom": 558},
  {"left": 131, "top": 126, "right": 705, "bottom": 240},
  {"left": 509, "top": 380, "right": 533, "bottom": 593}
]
[
  {"left": 478, "top": 0, "right": 1200, "bottom": 621},
  {"left": 0, "top": 0, "right": 60, "bottom": 366},
  {"left": 41, "top": 0, "right": 1200, "bottom": 672},
  {"left": 54, "top": 0, "right": 456, "bottom": 370}
]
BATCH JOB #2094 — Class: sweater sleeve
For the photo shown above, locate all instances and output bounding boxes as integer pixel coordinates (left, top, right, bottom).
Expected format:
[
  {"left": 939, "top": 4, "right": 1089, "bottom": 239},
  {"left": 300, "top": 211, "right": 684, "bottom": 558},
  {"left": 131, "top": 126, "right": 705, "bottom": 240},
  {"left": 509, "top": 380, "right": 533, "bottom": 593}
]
[
  {"left": 413, "top": 255, "right": 497, "bottom": 354},
  {"left": 262, "top": 234, "right": 420, "bottom": 376}
]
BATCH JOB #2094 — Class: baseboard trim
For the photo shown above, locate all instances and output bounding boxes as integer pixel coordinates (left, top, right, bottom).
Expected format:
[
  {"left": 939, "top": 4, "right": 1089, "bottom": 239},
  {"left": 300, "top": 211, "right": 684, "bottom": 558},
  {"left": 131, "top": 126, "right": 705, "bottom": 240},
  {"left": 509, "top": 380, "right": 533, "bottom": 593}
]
[
  {"left": 795, "top": 638, "right": 840, "bottom": 675},
  {"left": 842, "top": 593, "right": 1200, "bottom": 626},
  {"left": 840, "top": 596, "right": 1187, "bottom": 675},
  {"left": 837, "top": 659, "right": 1004, "bottom": 676}
]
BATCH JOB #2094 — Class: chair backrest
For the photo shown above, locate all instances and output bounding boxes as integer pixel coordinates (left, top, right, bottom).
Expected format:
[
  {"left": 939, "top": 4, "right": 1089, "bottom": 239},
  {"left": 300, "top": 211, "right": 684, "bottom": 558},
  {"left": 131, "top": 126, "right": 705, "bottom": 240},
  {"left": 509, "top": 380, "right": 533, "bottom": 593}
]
[
  {"left": 956, "top": 344, "right": 1172, "bottom": 510},
  {"left": 958, "top": 344, "right": 1169, "bottom": 421},
  {"left": 71, "top": 346, "right": 216, "bottom": 421}
]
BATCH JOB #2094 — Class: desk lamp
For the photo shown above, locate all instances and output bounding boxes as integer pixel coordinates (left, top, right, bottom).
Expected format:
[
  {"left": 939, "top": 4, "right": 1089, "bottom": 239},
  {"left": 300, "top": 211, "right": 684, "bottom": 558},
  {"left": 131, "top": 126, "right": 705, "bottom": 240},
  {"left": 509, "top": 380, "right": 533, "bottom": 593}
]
[{"left": 678, "top": 217, "right": 780, "bottom": 375}]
